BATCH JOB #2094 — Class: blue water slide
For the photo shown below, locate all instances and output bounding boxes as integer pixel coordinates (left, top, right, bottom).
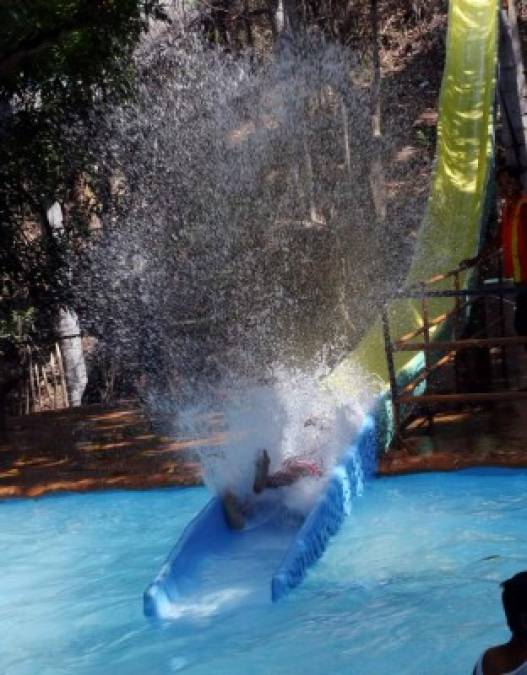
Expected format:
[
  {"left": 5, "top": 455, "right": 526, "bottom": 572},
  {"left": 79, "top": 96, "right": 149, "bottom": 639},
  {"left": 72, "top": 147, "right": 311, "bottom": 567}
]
[
  {"left": 144, "top": 402, "right": 384, "bottom": 615},
  {"left": 144, "top": 489, "right": 306, "bottom": 616}
]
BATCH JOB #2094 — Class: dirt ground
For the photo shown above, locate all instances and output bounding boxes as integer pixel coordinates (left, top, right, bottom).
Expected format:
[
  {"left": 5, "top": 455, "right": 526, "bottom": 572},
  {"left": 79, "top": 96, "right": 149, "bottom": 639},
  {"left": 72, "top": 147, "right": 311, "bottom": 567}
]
[{"left": 0, "top": 403, "right": 207, "bottom": 499}]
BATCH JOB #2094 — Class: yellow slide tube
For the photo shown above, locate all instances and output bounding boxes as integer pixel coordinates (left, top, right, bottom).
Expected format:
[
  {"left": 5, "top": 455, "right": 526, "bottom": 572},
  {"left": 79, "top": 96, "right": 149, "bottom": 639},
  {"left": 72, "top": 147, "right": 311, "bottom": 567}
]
[{"left": 328, "top": 0, "right": 498, "bottom": 391}]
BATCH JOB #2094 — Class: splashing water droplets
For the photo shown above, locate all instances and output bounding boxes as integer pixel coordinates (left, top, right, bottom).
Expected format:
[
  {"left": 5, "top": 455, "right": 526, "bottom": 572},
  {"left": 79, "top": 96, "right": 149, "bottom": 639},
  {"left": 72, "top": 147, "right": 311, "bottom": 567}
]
[
  {"left": 75, "top": 29, "right": 400, "bottom": 498},
  {"left": 183, "top": 363, "right": 382, "bottom": 509}
]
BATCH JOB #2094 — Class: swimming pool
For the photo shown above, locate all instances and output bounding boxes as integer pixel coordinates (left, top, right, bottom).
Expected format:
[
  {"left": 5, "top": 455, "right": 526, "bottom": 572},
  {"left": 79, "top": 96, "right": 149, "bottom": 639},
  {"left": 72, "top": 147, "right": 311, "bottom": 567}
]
[{"left": 2, "top": 469, "right": 526, "bottom": 675}]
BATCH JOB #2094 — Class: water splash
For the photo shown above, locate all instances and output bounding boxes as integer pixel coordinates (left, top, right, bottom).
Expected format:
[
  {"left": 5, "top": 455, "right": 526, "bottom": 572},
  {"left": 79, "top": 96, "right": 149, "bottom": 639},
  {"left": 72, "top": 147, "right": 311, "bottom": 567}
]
[
  {"left": 184, "top": 362, "right": 383, "bottom": 507},
  {"left": 76, "top": 31, "right": 390, "bottom": 397},
  {"left": 74, "top": 27, "right": 407, "bottom": 496}
]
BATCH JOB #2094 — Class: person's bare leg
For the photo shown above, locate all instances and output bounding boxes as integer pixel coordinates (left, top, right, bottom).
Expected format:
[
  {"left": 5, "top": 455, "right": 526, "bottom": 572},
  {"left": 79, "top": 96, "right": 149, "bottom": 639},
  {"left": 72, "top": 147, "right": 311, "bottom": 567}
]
[
  {"left": 222, "top": 491, "right": 246, "bottom": 530},
  {"left": 253, "top": 449, "right": 271, "bottom": 494}
]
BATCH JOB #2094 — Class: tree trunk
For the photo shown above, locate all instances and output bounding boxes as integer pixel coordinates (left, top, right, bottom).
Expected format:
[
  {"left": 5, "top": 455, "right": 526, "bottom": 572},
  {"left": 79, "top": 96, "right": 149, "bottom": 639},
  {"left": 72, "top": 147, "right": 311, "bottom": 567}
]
[
  {"left": 301, "top": 115, "right": 320, "bottom": 223},
  {"left": 275, "top": 0, "right": 285, "bottom": 33},
  {"left": 243, "top": 2, "right": 254, "bottom": 48},
  {"left": 0, "top": 341, "right": 22, "bottom": 428},
  {"left": 47, "top": 201, "right": 87, "bottom": 407},
  {"left": 282, "top": 0, "right": 300, "bottom": 34},
  {"left": 370, "top": 0, "right": 381, "bottom": 139},
  {"left": 55, "top": 308, "right": 87, "bottom": 406},
  {"left": 266, "top": 0, "right": 279, "bottom": 37},
  {"left": 369, "top": 0, "right": 386, "bottom": 223},
  {"left": 341, "top": 99, "right": 353, "bottom": 186}
]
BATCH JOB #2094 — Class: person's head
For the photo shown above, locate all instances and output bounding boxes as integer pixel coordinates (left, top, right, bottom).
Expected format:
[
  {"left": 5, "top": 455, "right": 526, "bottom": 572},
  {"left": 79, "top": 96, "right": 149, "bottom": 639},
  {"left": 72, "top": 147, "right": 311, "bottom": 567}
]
[{"left": 502, "top": 572, "right": 527, "bottom": 640}]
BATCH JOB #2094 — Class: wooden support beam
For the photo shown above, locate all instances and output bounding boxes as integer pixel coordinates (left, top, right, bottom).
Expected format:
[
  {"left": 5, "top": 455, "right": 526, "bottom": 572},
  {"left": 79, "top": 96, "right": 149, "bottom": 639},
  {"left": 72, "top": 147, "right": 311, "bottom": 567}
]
[
  {"left": 419, "top": 250, "right": 499, "bottom": 288},
  {"left": 381, "top": 305, "right": 401, "bottom": 438},
  {"left": 497, "top": 253, "right": 509, "bottom": 387},
  {"left": 394, "top": 336, "right": 527, "bottom": 352},
  {"left": 399, "top": 285, "right": 517, "bottom": 300},
  {"left": 399, "top": 391, "right": 527, "bottom": 404},
  {"left": 396, "top": 301, "right": 471, "bottom": 346},
  {"left": 399, "top": 352, "right": 455, "bottom": 397},
  {"left": 396, "top": 312, "right": 449, "bottom": 346},
  {"left": 420, "top": 284, "right": 434, "bottom": 429},
  {"left": 453, "top": 271, "right": 462, "bottom": 391},
  {"left": 424, "top": 270, "right": 458, "bottom": 285}
]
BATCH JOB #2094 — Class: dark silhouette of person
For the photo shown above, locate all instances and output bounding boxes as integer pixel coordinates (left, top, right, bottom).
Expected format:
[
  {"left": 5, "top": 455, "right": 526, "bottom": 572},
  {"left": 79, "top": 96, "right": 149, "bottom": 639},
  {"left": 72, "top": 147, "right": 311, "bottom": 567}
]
[{"left": 473, "top": 572, "right": 527, "bottom": 675}]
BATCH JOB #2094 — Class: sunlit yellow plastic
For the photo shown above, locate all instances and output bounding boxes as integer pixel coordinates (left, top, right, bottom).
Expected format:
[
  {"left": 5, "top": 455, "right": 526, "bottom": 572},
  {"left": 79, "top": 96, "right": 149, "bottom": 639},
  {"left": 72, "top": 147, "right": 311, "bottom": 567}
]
[{"left": 327, "top": 0, "right": 498, "bottom": 392}]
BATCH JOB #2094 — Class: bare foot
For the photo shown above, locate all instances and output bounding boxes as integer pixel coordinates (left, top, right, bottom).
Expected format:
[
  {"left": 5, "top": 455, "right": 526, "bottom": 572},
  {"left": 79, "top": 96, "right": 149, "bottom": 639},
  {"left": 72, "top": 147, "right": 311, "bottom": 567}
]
[
  {"left": 253, "top": 449, "right": 271, "bottom": 494},
  {"left": 222, "top": 491, "right": 246, "bottom": 530}
]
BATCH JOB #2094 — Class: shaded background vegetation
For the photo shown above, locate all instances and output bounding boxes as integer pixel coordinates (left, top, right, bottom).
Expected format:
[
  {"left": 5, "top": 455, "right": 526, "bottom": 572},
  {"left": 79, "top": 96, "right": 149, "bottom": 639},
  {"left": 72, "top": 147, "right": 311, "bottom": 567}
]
[{"left": 0, "top": 0, "right": 449, "bottom": 416}]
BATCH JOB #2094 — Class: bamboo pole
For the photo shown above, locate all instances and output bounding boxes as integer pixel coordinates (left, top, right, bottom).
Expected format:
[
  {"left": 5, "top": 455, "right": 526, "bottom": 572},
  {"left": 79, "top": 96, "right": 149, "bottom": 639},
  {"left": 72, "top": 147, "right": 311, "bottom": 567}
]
[
  {"left": 28, "top": 348, "right": 36, "bottom": 412},
  {"left": 24, "top": 375, "right": 30, "bottom": 415},
  {"left": 18, "top": 380, "right": 23, "bottom": 416},
  {"left": 23, "top": 347, "right": 31, "bottom": 415},
  {"left": 42, "top": 362, "right": 53, "bottom": 406},
  {"left": 34, "top": 363, "right": 42, "bottom": 411},
  {"left": 55, "top": 342, "right": 69, "bottom": 408},
  {"left": 49, "top": 351, "right": 59, "bottom": 409}
]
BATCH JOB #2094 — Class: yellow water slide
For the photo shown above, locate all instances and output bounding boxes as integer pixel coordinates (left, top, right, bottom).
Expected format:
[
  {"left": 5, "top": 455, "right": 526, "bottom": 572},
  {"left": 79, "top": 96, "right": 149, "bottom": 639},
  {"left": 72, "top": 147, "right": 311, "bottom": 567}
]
[{"left": 328, "top": 0, "right": 498, "bottom": 390}]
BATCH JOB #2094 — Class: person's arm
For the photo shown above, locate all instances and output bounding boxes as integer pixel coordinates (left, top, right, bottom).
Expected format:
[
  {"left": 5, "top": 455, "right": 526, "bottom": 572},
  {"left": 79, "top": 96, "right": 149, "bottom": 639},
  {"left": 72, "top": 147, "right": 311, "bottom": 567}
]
[{"left": 460, "top": 235, "right": 501, "bottom": 270}]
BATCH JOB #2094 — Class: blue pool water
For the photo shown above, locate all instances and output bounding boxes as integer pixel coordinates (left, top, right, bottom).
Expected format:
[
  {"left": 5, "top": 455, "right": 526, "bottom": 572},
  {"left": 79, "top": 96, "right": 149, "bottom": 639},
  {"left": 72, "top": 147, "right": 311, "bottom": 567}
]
[{"left": 2, "top": 469, "right": 527, "bottom": 675}]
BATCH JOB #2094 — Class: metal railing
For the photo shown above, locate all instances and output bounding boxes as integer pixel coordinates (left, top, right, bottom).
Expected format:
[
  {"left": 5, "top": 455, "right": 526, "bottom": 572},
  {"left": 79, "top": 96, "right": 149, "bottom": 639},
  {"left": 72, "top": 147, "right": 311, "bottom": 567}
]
[{"left": 381, "top": 250, "right": 525, "bottom": 444}]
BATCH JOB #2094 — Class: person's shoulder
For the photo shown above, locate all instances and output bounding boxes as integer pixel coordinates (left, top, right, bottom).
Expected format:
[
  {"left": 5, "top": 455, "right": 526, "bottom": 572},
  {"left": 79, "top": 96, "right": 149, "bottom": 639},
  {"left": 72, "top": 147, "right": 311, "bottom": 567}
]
[{"left": 481, "top": 644, "right": 511, "bottom": 675}]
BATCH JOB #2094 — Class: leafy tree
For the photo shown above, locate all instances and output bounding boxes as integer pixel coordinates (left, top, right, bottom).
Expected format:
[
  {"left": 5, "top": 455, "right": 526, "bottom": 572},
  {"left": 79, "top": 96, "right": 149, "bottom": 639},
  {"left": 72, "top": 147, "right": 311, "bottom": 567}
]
[
  {"left": 0, "top": 1, "right": 166, "bottom": 93},
  {"left": 0, "top": 0, "right": 165, "bottom": 412}
]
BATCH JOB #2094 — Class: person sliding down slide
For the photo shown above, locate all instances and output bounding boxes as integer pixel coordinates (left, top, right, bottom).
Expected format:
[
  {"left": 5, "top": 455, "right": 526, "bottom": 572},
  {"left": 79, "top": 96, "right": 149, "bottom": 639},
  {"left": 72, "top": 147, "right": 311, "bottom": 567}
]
[{"left": 222, "top": 449, "right": 323, "bottom": 530}]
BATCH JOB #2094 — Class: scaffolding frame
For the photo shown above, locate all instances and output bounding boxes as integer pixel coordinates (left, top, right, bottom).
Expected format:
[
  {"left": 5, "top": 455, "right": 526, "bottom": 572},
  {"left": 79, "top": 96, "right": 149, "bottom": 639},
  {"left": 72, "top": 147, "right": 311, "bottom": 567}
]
[{"left": 381, "top": 253, "right": 526, "bottom": 444}]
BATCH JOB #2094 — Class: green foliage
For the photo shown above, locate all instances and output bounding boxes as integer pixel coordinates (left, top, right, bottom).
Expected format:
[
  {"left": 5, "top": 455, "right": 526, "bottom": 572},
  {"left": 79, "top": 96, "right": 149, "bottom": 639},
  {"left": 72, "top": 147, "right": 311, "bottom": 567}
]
[
  {"left": 0, "top": 0, "right": 164, "bottom": 345},
  {"left": 0, "top": 0, "right": 166, "bottom": 98},
  {"left": 0, "top": 307, "right": 34, "bottom": 343}
]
